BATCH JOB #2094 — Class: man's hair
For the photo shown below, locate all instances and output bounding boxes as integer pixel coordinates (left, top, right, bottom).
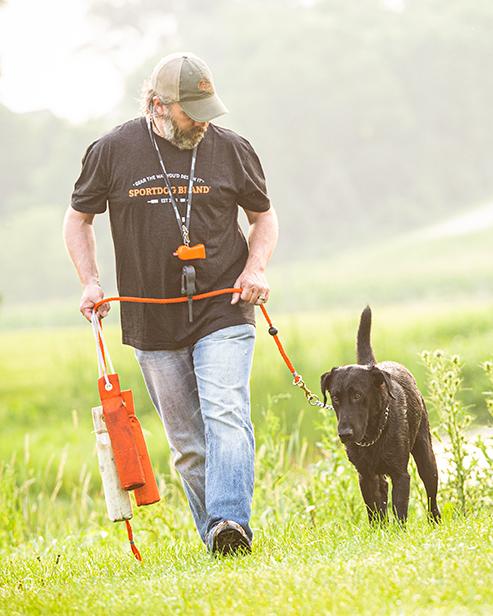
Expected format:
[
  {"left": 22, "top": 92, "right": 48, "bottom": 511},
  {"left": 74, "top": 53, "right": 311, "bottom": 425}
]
[{"left": 139, "top": 79, "right": 174, "bottom": 116}]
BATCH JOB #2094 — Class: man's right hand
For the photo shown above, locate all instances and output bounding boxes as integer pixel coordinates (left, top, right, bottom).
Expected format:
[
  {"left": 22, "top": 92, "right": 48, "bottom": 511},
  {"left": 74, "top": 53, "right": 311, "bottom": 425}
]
[{"left": 80, "top": 282, "right": 110, "bottom": 322}]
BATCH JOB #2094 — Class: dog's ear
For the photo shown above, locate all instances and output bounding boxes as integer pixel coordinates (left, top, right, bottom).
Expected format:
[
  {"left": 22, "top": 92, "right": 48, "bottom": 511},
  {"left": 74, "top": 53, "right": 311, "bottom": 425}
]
[
  {"left": 320, "top": 368, "right": 337, "bottom": 406},
  {"left": 370, "top": 366, "right": 396, "bottom": 400}
]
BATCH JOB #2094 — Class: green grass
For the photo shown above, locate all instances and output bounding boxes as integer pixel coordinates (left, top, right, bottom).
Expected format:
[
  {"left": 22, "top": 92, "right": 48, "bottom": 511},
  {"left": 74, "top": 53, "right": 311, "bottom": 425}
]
[
  {"left": 1, "top": 395, "right": 492, "bottom": 615},
  {"left": 1, "top": 400, "right": 492, "bottom": 615},
  {"left": 1, "top": 300, "right": 493, "bottom": 477},
  {"left": 1, "top": 299, "right": 493, "bottom": 614},
  {"left": 2, "top": 513, "right": 492, "bottom": 615},
  {"left": 269, "top": 226, "right": 493, "bottom": 312}
]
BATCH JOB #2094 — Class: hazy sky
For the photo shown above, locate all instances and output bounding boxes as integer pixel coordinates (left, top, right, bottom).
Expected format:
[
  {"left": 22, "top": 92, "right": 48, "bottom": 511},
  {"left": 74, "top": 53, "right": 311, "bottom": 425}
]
[
  {"left": 0, "top": 0, "right": 170, "bottom": 123},
  {"left": 0, "top": 0, "right": 407, "bottom": 124}
]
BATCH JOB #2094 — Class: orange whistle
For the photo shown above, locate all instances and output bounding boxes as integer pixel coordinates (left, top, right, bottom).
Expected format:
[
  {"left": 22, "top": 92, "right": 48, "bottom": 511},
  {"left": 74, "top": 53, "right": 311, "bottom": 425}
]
[{"left": 173, "top": 244, "right": 206, "bottom": 260}]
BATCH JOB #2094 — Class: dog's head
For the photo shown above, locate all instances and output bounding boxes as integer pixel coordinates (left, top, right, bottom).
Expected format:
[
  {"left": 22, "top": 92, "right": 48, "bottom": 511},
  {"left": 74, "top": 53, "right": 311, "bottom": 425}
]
[{"left": 320, "top": 365, "right": 395, "bottom": 444}]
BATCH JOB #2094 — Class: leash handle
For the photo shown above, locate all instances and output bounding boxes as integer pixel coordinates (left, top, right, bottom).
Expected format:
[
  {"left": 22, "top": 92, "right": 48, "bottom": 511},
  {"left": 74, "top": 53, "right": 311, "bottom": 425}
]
[
  {"left": 91, "top": 310, "right": 114, "bottom": 389},
  {"left": 93, "top": 287, "right": 242, "bottom": 311}
]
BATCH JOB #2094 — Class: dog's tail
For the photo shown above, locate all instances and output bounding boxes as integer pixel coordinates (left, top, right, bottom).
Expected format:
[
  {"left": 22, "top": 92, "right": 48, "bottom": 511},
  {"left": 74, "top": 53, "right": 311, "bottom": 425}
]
[{"left": 357, "top": 305, "right": 376, "bottom": 365}]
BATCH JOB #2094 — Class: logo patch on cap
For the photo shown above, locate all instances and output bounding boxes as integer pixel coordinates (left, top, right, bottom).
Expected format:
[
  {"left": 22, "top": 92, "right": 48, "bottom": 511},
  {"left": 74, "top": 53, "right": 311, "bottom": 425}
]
[{"left": 198, "top": 79, "right": 214, "bottom": 94}]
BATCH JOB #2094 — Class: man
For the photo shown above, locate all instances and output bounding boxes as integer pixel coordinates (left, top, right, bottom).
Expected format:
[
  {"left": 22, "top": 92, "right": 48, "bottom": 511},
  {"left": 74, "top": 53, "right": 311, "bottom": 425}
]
[{"left": 64, "top": 52, "right": 278, "bottom": 555}]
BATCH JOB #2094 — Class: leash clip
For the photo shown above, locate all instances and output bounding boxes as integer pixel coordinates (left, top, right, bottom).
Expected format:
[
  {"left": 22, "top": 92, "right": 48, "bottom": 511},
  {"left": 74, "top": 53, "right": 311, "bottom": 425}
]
[{"left": 294, "top": 375, "right": 333, "bottom": 410}]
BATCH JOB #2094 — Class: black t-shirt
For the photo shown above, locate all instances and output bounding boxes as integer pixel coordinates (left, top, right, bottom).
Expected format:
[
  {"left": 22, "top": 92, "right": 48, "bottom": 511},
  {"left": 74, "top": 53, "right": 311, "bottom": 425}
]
[{"left": 71, "top": 117, "right": 271, "bottom": 350}]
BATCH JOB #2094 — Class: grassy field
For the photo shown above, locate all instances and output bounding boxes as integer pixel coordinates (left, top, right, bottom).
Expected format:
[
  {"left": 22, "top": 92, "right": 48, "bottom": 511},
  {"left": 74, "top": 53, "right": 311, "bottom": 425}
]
[
  {"left": 2, "top": 217, "right": 493, "bottom": 613},
  {"left": 2, "top": 213, "right": 493, "bottom": 326},
  {"left": 2, "top": 300, "right": 493, "bottom": 471},
  {"left": 1, "top": 298, "right": 493, "bottom": 613},
  {"left": 1, "top": 402, "right": 492, "bottom": 615},
  {"left": 2, "top": 512, "right": 492, "bottom": 615},
  {"left": 1, "top": 388, "right": 492, "bottom": 615}
]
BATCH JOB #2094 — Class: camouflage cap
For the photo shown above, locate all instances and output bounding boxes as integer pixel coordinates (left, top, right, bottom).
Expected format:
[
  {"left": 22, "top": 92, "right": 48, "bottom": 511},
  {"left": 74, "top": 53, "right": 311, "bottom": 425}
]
[{"left": 150, "top": 52, "right": 228, "bottom": 122}]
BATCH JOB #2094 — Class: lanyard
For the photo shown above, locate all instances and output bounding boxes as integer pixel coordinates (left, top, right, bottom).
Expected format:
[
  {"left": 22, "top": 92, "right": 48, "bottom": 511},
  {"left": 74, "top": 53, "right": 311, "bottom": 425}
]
[{"left": 146, "top": 117, "right": 197, "bottom": 246}]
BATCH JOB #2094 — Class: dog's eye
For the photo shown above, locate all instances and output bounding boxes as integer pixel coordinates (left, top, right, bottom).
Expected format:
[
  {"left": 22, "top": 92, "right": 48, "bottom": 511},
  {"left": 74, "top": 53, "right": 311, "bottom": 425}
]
[
  {"left": 331, "top": 395, "right": 339, "bottom": 405},
  {"left": 352, "top": 392, "right": 361, "bottom": 401}
]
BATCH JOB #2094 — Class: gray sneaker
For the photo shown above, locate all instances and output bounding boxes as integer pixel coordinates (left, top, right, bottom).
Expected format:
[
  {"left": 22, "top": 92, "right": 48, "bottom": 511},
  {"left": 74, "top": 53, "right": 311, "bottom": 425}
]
[{"left": 207, "top": 520, "right": 252, "bottom": 555}]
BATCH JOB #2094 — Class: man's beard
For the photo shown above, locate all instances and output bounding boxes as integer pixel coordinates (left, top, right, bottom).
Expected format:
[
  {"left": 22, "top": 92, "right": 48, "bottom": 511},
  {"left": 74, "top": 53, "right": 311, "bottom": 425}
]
[{"left": 158, "top": 112, "right": 208, "bottom": 150}]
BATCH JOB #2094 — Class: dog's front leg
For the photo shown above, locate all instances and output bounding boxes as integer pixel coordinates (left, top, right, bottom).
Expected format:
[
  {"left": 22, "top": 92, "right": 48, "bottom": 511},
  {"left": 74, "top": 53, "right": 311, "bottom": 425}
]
[
  {"left": 359, "top": 473, "right": 386, "bottom": 524},
  {"left": 390, "top": 471, "right": 410, "bottom": 523},
  {"left": 379, "top": 475, "right": 389, "bottom": 518}
]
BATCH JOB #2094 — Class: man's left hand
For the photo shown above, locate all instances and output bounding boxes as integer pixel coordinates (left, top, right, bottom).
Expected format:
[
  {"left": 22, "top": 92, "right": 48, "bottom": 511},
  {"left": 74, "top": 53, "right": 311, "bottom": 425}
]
[{"left": 231, "top": 269, "right": 270, "bottom": 305}]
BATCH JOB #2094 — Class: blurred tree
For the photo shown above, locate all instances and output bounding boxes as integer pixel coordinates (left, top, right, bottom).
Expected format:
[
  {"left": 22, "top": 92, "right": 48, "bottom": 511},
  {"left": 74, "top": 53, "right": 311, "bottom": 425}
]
[
  {"left": 2, "top": 0, "right": 493, "bottom": 302},
  {"left": 101, "top": 0, "right": 493, "bottom": 257}
]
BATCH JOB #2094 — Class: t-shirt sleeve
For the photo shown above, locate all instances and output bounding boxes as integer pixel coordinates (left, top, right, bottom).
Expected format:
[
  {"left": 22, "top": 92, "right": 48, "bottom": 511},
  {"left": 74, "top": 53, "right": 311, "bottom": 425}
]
[
  {"left": 236, "top": 138, "right": 271, "bottom": 213},
  {"left": 71, "top": 138, "right": 110, "bottom": 214}
]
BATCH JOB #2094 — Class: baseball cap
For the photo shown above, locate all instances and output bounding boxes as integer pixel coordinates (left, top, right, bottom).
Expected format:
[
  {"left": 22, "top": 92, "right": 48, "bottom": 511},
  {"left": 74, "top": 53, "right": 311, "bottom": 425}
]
[{"left": 150, "top": 52, "right": 228, "bottom": 122}]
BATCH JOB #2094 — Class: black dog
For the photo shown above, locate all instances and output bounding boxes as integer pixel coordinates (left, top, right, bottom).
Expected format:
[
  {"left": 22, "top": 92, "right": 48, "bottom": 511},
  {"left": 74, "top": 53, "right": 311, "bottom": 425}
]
[{"left": 320, "top": 306, "right": 440, "bottom": 524}]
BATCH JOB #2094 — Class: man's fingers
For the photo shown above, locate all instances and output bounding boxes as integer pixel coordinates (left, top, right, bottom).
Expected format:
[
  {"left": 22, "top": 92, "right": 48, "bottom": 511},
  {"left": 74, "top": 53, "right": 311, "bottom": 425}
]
[
  {"left": 232, "top": 285, "right": 254, "bottom": 305},
  {"left": 81, "top": 306, "right": 93, "bottom": 322},
  {"left": 255, "top": 288, "right": 270, "bottom": 305},
  {"left": 97, "top": 303, "right": 111, "bottom": 318},
  {"left": 81, "top": 303, "right": 110, "bottom": 322},
  {"left": 249, "top": 287, "right": 261, "bottom": 305},
  {"left": 231, "top": 278, "right": 241, "bottom": 304},
  {"left": 241, "top": 286, "right": 255, "bottom": 304},
  {"left": 231, "top": 278, "right": 270, "bottom": 305},
  {"left": 80, "top": 284, "right": 108, "bottom": 321}
]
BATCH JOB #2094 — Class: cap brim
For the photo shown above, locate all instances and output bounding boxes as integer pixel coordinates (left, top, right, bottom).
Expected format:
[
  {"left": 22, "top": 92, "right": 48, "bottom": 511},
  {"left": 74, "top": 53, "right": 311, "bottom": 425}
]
[{"left": 180, "top": 94, "right": 228, "bottom": 122}]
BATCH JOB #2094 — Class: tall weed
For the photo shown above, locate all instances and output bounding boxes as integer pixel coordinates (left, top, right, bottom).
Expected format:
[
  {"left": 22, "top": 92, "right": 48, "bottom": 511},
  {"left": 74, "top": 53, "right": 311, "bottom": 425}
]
[
  {"left": 303, "top": 409, "right": 362, "bottom": 526},
  {"left": 422, "top": 349, "right": 493, "bottom": 513},
  {"left": 254, "top": 395, "right": 309, "bottom": 525}
]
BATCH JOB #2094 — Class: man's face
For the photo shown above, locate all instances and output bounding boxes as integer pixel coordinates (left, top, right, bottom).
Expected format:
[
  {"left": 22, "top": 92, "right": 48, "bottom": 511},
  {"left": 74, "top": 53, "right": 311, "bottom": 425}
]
[{"left": 153, "top": 99, "right": 209, "bottom": 150}]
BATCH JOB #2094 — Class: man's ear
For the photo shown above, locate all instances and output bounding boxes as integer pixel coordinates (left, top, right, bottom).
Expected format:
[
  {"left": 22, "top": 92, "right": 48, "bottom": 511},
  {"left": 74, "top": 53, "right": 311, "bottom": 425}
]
[
  {"left": 151, "top": 96, "right": 167, "bottom": 117},
  {"left": 320, "top": 368, "right": 337, "bottom": 405},
  {"left": 370, "top": 366, "right": 396, "bottom": 400}
]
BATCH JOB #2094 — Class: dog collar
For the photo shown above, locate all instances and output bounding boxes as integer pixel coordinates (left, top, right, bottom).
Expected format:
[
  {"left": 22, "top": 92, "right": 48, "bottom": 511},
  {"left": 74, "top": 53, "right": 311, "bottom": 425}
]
[{"left": 355, "top": 404, "right": 390, "bottom": 448}]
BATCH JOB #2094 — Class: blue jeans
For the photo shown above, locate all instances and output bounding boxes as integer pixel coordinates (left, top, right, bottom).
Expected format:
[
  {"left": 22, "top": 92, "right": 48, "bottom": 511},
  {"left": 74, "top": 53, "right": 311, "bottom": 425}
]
[{"left": 134, "top": 324, "right": 256, "bottom": 542}]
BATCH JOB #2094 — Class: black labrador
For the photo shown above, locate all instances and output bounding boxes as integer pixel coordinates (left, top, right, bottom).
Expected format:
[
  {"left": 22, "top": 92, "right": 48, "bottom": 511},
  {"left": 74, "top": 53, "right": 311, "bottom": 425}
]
[{"left": 320, "top": 306, "right": 440, "bottom": 524}]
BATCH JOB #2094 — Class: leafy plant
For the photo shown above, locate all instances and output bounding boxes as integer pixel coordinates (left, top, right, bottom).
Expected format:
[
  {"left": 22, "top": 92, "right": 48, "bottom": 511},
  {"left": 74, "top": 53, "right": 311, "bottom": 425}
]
[{"left": 421, "top": 349, "right": 492, "bottom": 514}]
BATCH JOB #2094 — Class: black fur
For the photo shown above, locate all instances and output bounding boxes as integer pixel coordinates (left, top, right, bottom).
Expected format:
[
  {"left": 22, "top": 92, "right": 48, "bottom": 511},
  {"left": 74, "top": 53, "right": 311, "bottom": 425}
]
[
  {"left": 320, "top": 307, "right": 441, "bottom": 524},
  {"left": 357, "top": 305, "right": 376, "bottom": 365}
]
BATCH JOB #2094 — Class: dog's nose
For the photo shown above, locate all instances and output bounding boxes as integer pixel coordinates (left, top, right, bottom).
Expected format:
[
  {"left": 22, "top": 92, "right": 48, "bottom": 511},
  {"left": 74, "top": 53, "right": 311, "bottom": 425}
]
[{"left": 338, "top": 427, "right": 354, "bottom": 442}]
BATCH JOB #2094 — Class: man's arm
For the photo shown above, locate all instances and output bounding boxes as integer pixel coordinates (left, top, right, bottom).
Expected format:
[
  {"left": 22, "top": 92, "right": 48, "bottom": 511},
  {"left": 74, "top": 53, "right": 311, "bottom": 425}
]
[
  {"left": 63, "top": 207, "right": 110, "bottom": 321},
  {"left": 231, "top": 206, "right": 279, "bottom": 305}
]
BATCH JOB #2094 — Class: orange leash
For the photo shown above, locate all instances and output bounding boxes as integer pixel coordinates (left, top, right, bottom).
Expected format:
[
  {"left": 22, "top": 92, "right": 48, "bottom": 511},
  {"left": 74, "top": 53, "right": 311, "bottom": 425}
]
[
  {"left": 93, "top": 288, "right": 301, "bottom": 379},
  {"left": 258, "top": 304, "right": 297, "bottom": 377},
  {"left": 93, "top": 288, "right": 298, "bottom": 370},
  {"left": 94, "top": 287, "right": 240, "bottom": 308},
  {"left": 93, "top": 287, "right": 330, "bottom": 408},
  {"left": 125, "top": 520, "right": 142, "bottom": 561}
]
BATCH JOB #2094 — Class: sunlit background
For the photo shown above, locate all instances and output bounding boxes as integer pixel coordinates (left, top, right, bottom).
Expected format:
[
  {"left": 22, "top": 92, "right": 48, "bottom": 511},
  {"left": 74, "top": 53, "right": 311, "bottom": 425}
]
[
  {"left": 1, "top": 5, "right": 492, "bottom": 608},
  {"left": 1, "top": 0, "right": 492, "bottom": 317},
  {"left": 1, "top": 0, "right": 493, "bottom": 424}
]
